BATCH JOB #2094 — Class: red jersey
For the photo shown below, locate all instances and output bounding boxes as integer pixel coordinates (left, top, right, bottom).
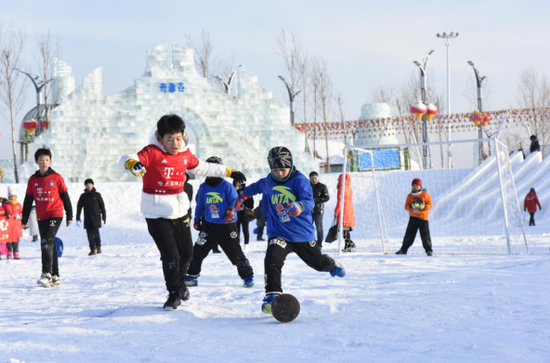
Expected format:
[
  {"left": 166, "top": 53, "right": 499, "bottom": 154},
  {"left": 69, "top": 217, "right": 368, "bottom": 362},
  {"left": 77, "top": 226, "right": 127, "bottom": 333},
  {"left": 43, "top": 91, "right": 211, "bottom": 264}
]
[
  {"left": 25, "top": 169, "right": 70, "bottom": 220},
  {"left": 137, "top": 145, "right": 200, "bottom": 195}
]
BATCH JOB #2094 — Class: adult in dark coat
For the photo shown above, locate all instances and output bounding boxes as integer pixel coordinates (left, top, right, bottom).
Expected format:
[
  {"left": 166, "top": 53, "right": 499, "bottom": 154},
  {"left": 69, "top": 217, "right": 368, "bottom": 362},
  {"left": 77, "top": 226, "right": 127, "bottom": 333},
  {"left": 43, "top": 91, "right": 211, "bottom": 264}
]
[
  {"left": 309, "top": 171, "right": 330, "bottom": 248},
  {"left": 234, "top": 179, "right": 254, "bottom": 252},
  {"left": 76, "top": 179, "right": 106, "bottom": 255},
  {"left": 530, "top": 135, "right": 541, "bottom": 154}
]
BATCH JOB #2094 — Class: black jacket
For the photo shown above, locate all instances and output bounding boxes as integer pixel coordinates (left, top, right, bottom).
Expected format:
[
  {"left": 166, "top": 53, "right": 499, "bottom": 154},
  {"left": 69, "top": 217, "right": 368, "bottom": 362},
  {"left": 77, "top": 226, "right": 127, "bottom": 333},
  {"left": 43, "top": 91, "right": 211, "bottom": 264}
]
[
  {"left": 76, "top": 188, "right": 106, "bottom": 229},
  {"left": 530, "top": 137, "right": 540, "bottom": 153},
  {"left": 311, "top": 182, "right": 330, "bottom": 215}
]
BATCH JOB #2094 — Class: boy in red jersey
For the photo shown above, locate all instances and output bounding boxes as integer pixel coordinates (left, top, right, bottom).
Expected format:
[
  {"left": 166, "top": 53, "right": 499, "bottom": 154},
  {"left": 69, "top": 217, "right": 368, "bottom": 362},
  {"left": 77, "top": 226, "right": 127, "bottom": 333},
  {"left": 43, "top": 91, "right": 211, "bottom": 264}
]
[
  {"left": 22, "top": 148, "right": 73, "bottom": 287},
  {"left": 119, "top": 114, "right": 245, "bottom": 311}
]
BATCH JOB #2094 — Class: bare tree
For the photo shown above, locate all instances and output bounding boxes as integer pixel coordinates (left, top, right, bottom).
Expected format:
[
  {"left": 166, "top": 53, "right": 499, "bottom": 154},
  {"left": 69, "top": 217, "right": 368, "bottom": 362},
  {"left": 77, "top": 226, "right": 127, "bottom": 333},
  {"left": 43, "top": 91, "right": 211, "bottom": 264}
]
[
  {"left": 370, "top": 86, "right": 394, "bottom": 105},
  {"left": 309, "top": 57, "right": 321, "bottom": 158},
  {"left": 516, "top": 67, "right": 550, "bottom": 156},
  {"left": 35, "top": 28, "right": 61, "bottom": 120},
  {"left": 335, "top": 91, "right": 347, "bottom": 145},
  {"left": 312, "top": 58, "right": 333, "bottom": 173},
  {"left": 0, "top": 22, "right": 26, "bottom": 183},
  {"left": 462, "top": 76, "right": 492, "bottom": 111},
  {"left": 185, "top": 29, "right": 215, "bottom": 80}
]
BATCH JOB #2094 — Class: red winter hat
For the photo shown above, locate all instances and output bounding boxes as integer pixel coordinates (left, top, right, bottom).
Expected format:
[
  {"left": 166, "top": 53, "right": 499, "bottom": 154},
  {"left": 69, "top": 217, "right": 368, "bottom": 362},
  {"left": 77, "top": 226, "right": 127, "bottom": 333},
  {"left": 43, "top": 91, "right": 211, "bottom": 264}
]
[{"left": 412, "top": 178, "right": 422, "bottom": 188}]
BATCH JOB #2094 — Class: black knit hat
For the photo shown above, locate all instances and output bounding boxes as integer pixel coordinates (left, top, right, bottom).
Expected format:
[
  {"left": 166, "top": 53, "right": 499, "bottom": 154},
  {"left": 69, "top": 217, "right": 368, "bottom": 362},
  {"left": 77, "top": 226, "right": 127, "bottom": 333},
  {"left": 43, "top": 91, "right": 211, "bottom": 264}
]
[
  {"left": 268, "top": 147, "right": 293, "bottom": 169},
  {"left": 84, "top": 178, "right": 94, "bottom": 185},
  {"left": 309, "top": 171, "right": 319, "bottom": 178},
  {"left": 206, "top": 156, "right": 223, "bottom": 165},
  {"left": 530, "top": 188, "right": 536, "bottom": 193}
]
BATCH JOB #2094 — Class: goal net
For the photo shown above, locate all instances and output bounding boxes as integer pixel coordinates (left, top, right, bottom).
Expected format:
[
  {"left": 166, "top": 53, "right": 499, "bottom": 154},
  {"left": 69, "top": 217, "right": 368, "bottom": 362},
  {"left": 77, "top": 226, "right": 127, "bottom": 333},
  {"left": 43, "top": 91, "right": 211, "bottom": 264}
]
[{"left": 339, "top": 138, "right": 528, "bottom": 255}]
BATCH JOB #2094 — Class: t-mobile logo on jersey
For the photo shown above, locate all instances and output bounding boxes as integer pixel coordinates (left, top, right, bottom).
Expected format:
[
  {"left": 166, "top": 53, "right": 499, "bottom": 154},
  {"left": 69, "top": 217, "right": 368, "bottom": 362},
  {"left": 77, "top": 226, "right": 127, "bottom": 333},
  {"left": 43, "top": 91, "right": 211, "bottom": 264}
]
[
  {"left": 37, "top": 188, "right": 43, "bottom": 195},
  {"left": 163, "top": 167, "right": 175, "bottom": 179}
]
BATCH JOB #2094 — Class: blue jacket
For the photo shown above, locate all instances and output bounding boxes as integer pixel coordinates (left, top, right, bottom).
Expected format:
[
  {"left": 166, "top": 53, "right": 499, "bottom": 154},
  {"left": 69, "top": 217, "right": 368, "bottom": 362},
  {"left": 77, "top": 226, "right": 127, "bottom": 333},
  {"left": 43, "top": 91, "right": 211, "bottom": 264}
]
[
  {"left": 195, "top": 179, "right": 238, "bottom": 224},
  {"left": 242, "top": 170, "right": 315, "bottom": 242}
]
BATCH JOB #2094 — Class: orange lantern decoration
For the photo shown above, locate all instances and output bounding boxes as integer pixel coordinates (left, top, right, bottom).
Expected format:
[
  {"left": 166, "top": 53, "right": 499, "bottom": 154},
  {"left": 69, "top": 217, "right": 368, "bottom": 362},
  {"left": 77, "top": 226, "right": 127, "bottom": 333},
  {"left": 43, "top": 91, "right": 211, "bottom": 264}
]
[
  {"left": 23, "top": 118, "right": 39, "bottom": 136},
  {"left": 41, "top": 120, "right": 50, "bottom": 129},
  {"left": 410, "top": 101, "right": 427, "bottom": 120},
  {"left": 426, "top": 103, "right": 438, "bottom": 121}
]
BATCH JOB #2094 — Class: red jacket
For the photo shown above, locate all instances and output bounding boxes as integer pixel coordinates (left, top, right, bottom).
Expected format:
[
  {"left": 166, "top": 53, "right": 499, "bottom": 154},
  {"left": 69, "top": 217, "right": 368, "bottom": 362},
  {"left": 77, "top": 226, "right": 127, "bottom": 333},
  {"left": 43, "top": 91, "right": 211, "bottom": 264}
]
[
  {"left": 334, "top": 173, "right": 355, "bottom": 227},
  {"left": 524, "top": 192, "right": 541, "bottom": 213},
  {"left": 4, "top": 201, "right": 22, "bottom": 241},
  {"left": 25, "top": 169, "right": 71, "bottom": 221}
]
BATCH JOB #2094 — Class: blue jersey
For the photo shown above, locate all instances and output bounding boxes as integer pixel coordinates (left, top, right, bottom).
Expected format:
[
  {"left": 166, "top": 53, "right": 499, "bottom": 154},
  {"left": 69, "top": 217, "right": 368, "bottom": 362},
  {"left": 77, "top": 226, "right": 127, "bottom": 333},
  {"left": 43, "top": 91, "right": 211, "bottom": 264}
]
[
  {"left": 242, "top": 170, "right": 315, "bottom": 242},
  {"left": 195, "top": 179, "right": 238, "bottom": 224}
]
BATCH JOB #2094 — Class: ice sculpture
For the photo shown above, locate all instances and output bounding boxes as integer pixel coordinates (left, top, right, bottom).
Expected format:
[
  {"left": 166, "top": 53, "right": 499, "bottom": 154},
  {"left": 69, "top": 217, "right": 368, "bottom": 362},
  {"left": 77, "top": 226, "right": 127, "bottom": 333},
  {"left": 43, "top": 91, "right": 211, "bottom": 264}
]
[{"left": 355, "top": 103, "right": 398, "bottom": 145}]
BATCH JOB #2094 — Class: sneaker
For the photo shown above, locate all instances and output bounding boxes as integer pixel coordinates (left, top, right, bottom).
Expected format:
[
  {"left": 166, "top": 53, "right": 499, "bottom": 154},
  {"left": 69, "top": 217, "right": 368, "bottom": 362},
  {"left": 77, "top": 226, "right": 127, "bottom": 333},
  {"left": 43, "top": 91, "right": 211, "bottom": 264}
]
[
  {"left": 243, "top": 276, "right": 254, "bottom": 288},
  {"left": 37, "top": 273, "right": 52, "bottom": 287},
  {"left": 184, "top": 276, "right": 198, "bottom": 287},
  {"left": 163, "top": 291, "right": 181, "bottom": 311},
  {"left": 51, "top": 275, "right": 60, "bottom": 287},
  {"left": 395, "top": 250, "right": 407, "bottom": 255},
  {"left": 330, "top": 260, "right": 346, "bottom": 278},
  {"left": 179, "top": 286, "right": 190, "bottom": 301},
  {"left": 426, "top": 251, "right": 433, "bottom": 256},
  {"left": 88, "top": 249, "right": 97, "bottom": 256},
  {"left": 261, "top": 293, "right": 278, "bottom": 315},
  {"left": 96, "top": 246, "right": 102, "bottom": 254}
]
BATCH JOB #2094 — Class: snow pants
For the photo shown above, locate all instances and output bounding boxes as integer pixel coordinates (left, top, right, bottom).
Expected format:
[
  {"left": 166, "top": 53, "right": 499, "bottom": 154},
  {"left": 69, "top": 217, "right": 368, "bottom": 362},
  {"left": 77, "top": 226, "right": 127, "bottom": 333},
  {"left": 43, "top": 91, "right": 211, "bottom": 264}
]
[
  {"left": 265, "top": 237, "right": 335, "bottom": 294},
  {"left": 312, "top": 213, "right": 324, "bottom": 247},
  {"left": 38, "top": 218, "right": 63, "bottom": 276},
  {"left": 400, "top": 217, "right": 432, "bottom": 253},
  {"left": 86, "top": 227, "right": 101, "bottom": 250},
  {"left": 146, "top": 216, "right": 193, "bottom": 293},
  {"left": 187, "top": 221, "right": 253, "bottom": 279}
]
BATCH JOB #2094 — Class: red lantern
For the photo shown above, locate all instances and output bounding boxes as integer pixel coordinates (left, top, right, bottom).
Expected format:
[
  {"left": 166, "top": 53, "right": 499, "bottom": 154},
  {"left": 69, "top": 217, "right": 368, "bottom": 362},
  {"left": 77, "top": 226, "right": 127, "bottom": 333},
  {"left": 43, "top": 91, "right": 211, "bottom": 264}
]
[
  {"left": 23, "top": 119, "right": 39, "bottom": 136},
  {"left": 426, "top": 103, "right": 438, "bottom": 121},
  {"left": 41, "top": 120, "right": 50, "bottom": 129},
  {"left": 410, "top": 101, "right": 427, "bottom": 120}
]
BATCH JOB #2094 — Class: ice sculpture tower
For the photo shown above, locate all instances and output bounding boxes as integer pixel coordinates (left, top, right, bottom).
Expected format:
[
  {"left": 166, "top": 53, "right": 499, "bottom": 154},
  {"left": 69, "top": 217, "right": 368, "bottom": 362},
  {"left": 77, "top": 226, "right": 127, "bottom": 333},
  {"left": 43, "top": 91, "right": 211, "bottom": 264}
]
[
  {"left": 17, "top": 43, "right": 318, "bottom": 182},
  {"left": 355, "top": 103, "right": 398, "bottom": 145}
]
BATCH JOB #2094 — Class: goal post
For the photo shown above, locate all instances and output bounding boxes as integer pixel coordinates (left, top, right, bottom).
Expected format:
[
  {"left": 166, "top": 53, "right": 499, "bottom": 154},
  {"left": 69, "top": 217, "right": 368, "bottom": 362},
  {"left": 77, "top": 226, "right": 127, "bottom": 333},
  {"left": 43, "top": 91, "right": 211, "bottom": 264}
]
[{"left": 339, "top": 138, "right": 529, "bottom": 255}]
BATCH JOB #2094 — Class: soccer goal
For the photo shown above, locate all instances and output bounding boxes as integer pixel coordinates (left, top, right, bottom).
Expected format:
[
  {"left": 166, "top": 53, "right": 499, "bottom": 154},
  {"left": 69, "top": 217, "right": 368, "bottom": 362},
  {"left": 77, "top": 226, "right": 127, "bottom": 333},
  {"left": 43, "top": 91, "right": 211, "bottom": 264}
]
[{"left": 338, "top": 138, "right": 528, "bottom": 255}]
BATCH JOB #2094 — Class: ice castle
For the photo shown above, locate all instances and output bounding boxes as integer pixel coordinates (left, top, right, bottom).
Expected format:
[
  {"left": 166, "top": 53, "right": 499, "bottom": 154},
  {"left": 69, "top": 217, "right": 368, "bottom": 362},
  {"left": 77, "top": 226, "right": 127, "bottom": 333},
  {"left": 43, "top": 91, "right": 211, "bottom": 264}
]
[{"left": 5, "top": 42, "right": 317, "bottom": 183}]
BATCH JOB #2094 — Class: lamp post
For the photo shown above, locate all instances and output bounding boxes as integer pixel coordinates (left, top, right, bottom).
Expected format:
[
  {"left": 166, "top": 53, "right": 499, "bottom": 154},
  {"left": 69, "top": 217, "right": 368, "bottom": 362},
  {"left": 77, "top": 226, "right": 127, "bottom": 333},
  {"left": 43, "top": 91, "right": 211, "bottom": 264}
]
[
  {"left": 15, "top": 68, "right": 45, "bottom": 135},
  {"left": 278, "top": 75, "right": 301, "bottom": 125},
  {"left": 436, "top": 31, "right": 459, "bottom": 168},
  {"left": 413, "top": 50, "right": 435, "bottom": 169},
  {"left": 468, "top": 61, "right": 487, "bottom": 164}
]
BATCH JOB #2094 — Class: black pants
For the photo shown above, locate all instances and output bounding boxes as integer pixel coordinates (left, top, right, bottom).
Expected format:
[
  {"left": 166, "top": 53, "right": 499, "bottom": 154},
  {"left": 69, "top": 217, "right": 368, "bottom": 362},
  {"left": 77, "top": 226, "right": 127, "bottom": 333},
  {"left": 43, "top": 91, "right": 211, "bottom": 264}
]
[
  {"left": 400, "top": 217, "right": 432, "bottom": 253},
  {"left": 188, "top": 221, "right": 253, "bottom": 279},
  {"left": 529, "top": 212, "right": 536, "bottom": 226},
  {"left": 86, "top": 227, "right": 101, "bottom": 249},
  {"left": 146, "top": 216, "right": 193, "bottom": 293},
  {"left": 265, "top": 238, "right": 335, "bottom": 294},
  {"left": 7, "top": 241, "right": 19, "bottom": 253},
  {"left": 38, "top": 218, "right": 63, "bottom": 276},
  {"left": 236, "top": 213, "right": 250, "bottom": 244},
  {"left": 312, "top": 213, "right": 324, "bottom": 247}
]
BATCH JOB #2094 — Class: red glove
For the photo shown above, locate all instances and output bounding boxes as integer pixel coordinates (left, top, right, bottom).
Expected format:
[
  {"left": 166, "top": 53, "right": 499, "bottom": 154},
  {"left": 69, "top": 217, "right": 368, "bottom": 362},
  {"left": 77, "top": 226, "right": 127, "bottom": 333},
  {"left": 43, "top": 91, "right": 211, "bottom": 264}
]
[
  {"left": 193, "top": 220, "right": 201, "bottom": 231},
  {"left": 224, "top": 208, "right": 237, "bottom": 223},
  {"left": 286, "top": 202, "right": 304, "bottom": 217}
]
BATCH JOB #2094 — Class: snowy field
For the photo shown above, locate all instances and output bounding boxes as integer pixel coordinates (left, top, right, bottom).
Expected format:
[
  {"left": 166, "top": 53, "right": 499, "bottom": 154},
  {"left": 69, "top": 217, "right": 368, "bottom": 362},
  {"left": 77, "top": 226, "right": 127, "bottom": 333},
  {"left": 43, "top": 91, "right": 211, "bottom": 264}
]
[{"left": 1, "top": 180, "right": 549, "bottom": 363}]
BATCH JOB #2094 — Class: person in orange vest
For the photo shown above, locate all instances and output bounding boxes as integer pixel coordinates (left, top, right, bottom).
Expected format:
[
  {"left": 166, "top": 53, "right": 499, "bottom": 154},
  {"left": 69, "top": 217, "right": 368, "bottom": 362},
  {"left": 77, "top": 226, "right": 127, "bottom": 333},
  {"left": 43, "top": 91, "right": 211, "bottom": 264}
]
[
  {"left": 396, "top": 178, "right": 434, "bottom": 256},
  {"left": 334, "top": 173, "right": 355, "bottom": 252},
  {"left": 524, "top": 188, "right": 542, "bottom": 226}
]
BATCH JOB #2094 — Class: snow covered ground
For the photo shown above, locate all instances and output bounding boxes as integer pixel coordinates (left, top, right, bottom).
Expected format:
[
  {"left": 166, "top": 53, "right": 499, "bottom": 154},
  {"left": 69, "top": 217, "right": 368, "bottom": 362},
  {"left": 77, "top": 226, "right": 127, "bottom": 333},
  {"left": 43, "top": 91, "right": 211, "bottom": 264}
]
[{"left": 1, "top": 181, "right": 549, "bottom": 363}]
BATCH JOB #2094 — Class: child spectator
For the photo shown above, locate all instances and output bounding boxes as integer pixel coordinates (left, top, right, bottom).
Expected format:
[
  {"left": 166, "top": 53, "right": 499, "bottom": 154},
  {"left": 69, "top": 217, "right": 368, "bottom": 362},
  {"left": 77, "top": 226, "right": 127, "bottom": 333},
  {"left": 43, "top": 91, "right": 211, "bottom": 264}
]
[
  {"left": 234, "top": 179, "right": 254, "bottom": 252},
  {"left": 310, "top": 171, "right": 330, "bottom": 249},
  {"left": 119, "top": 114, "right": 245, "bottom": 311},
  {"left": 0, "top": 197, "right": 6, "bottom": 259},
  {"left": 22, "top": 148, "right": 73, "bottom": 287},
  {"left": 524, "top": 188, "right": 542, "bottom": 226},
  {"left": 76, "top": 179, "right": 107, "bottom": 255},
  {"left": 4, "top": 186, "right": 23, "bottom": 260},
  {"left": 396, "top": 178, "right": 433, "bottom": 256},
  {"left": 184, "top": 156, "right": 254, "bottom": 288},
  {"left": 225, "top": 146, "right": 345, "bottom": 315},
  {"left": 334, "top": 173, "right": 355, "bottom": 252}
]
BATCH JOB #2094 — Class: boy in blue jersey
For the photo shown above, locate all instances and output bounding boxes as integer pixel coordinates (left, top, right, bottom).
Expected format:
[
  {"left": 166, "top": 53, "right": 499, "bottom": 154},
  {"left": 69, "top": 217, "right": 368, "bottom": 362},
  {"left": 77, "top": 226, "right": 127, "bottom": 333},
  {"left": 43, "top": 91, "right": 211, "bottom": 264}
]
[
  {"left": 225, "top": 147, "right": 345, "bottom": 314},
  {"left": 185, "top": 157, "right": 254, "bottom": 288}
]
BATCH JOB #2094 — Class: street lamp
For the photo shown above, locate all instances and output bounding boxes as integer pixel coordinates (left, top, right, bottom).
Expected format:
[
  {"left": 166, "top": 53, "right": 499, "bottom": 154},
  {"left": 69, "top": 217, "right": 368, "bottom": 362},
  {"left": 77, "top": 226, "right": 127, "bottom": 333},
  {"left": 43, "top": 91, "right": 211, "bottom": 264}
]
[
  {"left": 436, "top": 31, "right": 459, "bottom": 168},
  {"left": 413, "top": 50, "right": 435, "bottom": 169},
  {"left": 278, "top": 75, "right": 301, "bottom": 125},
  {"left": 468, "top": 61, "right": 487, "bottom": 164},
  {"left": 15, "top": 68, "right": 46, "bottom": 135}
]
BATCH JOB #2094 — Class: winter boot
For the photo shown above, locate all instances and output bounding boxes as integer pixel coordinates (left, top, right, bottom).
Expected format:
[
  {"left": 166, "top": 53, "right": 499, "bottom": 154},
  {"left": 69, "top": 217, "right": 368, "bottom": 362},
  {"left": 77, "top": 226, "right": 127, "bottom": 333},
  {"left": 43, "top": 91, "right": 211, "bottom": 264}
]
[
  {"left": 37, "top": 273, "right": 52, "bottom": 287},
  {"left": 51, "top": 275, "right": 60, "bottom": 287},
  {"left": 96, "top": 246, "right": 102, "bottom": 254},
  {"left": 179, "top": 286, "right": 190, "bottom": 301},
  {"left": 14, "top": 251, "right": 21, "bottom": 260},
  {"left": 330, "top": 260, "right": 346, "bottom": 278},
  {"left": 426, "top": 250, "right": 433, "bottom": 256},
  {"left": 32, "top": 235, "right": 38, "bottom": 242},
  {"left": 184, "top": 276, "right": 198, "bottom": 287},
  {"left": 395, "top": 250, "right": 407, "bottom": 255},
  {"left": 261, "top": 293, "right": 279, "bottom": 315},
  {"left": 88, "top": 249, "right": 97, "bottom": 256},
  {"left": 257, "top": 235, "right": 265, "bottom": 241},
  {"left": 7, "top": 251, "right": 12, "bottom": 260},
  {"left": 163, "top": 291, "right": 181, "bottom": 311},
  {"left": 243, "top": 276, "right": 254, "bottom": 288}
]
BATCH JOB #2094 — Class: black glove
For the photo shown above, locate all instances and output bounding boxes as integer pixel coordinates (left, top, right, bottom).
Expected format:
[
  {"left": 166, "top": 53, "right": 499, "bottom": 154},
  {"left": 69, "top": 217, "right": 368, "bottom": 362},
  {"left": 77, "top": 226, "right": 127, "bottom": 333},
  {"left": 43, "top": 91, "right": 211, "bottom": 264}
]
[{"left": 230, "top": 171, "right": 246, "bottom": 182}]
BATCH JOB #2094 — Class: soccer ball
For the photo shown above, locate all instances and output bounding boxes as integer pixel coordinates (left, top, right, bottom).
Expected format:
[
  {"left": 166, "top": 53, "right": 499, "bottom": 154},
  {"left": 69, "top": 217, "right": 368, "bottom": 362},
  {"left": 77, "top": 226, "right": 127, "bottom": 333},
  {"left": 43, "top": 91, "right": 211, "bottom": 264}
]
[{"left": 272, "top": 294, "right": 300, "bottom": 323}]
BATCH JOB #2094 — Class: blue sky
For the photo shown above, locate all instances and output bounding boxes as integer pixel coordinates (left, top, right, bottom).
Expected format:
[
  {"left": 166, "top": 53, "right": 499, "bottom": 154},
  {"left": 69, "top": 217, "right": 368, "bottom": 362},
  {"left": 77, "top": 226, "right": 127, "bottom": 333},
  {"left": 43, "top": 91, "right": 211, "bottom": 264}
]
[{"left": 1, "top": 0, "right": 549, "bottom": 156}]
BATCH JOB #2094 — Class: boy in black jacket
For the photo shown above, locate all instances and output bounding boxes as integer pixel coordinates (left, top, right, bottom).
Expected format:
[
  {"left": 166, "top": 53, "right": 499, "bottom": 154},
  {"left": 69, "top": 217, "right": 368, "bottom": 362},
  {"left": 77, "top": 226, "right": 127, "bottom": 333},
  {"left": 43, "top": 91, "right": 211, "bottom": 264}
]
[{"left": 76, "top": 179, "right": 106, "bottom": 256}]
